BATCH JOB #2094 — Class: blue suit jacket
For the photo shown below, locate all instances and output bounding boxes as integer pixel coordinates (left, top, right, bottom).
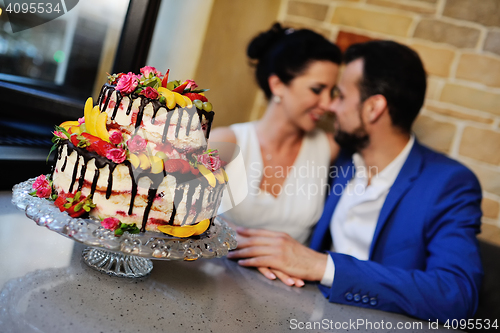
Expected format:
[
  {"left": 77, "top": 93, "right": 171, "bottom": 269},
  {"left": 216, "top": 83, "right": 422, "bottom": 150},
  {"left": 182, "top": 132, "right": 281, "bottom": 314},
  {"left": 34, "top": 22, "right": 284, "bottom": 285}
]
[{"left": 310, "top": 140, "right": 483, "bottom": 322}]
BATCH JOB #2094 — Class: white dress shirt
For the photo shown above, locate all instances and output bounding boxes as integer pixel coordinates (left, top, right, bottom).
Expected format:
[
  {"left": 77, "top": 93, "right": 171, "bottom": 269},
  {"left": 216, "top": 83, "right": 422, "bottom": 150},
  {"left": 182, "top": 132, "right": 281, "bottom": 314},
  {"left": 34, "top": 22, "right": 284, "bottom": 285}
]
[{"left": 320, "top": 135, "right": 415, "bottom": 286}]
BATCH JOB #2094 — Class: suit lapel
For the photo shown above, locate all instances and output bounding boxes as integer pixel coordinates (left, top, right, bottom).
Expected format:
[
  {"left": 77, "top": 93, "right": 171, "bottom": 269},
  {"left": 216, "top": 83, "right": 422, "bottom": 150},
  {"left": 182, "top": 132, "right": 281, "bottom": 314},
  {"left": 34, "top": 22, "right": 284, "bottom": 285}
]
[
  {"left": 368, "top": 140, "right": 425, "bottom": 258},
  {"left": 310, "top": 153, "right": 354, "bottom": 251}
]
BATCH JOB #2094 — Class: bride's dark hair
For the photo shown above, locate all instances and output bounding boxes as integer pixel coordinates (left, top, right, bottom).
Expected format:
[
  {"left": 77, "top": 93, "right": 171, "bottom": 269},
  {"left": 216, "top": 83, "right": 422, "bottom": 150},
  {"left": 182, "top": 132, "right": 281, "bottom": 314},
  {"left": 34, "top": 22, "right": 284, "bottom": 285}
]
[{"left": 247, "top": 22, "right": 342, "bottom": 99}]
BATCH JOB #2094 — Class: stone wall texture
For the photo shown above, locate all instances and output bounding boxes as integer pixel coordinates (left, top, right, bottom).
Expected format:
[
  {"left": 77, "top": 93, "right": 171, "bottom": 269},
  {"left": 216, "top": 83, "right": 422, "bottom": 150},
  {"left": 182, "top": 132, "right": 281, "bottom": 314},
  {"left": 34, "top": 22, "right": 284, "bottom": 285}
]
[{"left": 280, "top": 0, "right": 500, "bottom": 238}]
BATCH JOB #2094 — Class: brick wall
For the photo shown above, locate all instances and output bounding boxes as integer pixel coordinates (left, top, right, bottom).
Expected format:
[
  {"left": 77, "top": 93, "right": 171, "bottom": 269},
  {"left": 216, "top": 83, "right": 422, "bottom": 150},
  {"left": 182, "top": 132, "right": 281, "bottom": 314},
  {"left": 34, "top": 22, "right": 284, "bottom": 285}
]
[{"left": 277, "top": 0, "right": 500, "bottom": 237}]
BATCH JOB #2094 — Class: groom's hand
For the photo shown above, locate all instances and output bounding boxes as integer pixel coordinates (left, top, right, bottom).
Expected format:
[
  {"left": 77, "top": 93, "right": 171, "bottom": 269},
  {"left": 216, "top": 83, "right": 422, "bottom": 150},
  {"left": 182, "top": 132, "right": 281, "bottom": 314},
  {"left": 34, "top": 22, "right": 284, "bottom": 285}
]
[{"left": 227, "top": 227, "right": 328, "bottom": 283}]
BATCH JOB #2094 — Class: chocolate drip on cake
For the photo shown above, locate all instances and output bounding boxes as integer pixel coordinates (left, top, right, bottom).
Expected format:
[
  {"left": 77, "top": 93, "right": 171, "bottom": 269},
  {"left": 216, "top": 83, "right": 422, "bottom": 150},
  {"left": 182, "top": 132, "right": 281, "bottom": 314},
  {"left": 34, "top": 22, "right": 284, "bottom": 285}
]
[
  {"left": 61, "top": 156, "right": 67, "bottom": 172},
  {"left": 174, "top": 108, "right": 184, "bottom": 138},
  {"left": 105, "top": 163, "right": 118, "bottom": 199},
  {"left": 102, "top": 88, "right": 114, "bottom": 113},
  {"left": 127, "top": 163, "right": 138, "bottom": 216},
  {"left": 211, "top": 185, "right": 225, "bottom": 221},
  {"left": 185, "top": 108, "right": 197, "bottom": 137},
  {"left": 151, "top": 103, "right": 164, "bottom": 125},
  {"left": 134, "top": 98, "right": 149, "bottom": 131},
  {"left": 141, "top": 187, "right": 158, "bottom": 232},
  {"left": 57, "top": 145, "right": 63, "bottom": 160},
  {"left": 111, "top": 91, "right": 123, "bottom": 121},
  {"left": 90, "top": 169, "right": 100, "bottom": 197},
  {"left": 181, "top": 183, "right": 198, "bottom": 226},
  {"left": 168, "top": 185, "right": 186, "bottom": 226},
  {"left": 97, "top": 84, "right": 106, "bottom": 107},
  {"left": 140, "top": 171, "right": 166, "bottom": 231},
  {"left": 192, "top": 179, "right": 208, "bottom": 224},
  {"left": 162, "top": 110, "right": 175, "bottom": 143},
  {"left": 204, "top": 111, "right": 215, "bottom": 139},
  {"left": 77, "top": 159, "right": 88, "bottom": 192},
  {"left": 68, "top": 153, "right": 80, "bottom": 193},
  {"left": 126, "top": 96, "right": 134, "bottom": 115}
]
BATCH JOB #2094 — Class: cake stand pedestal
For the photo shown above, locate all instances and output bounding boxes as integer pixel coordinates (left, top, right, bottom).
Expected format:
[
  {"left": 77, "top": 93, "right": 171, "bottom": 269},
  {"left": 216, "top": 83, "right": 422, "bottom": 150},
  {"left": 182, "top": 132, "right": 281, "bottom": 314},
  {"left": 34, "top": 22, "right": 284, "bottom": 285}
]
[
  {"left": 12, "top": 178, "right": 237, "bottom": 278},
  {"left": 82, "top": 248, "right": 154, "bottom": 278}
]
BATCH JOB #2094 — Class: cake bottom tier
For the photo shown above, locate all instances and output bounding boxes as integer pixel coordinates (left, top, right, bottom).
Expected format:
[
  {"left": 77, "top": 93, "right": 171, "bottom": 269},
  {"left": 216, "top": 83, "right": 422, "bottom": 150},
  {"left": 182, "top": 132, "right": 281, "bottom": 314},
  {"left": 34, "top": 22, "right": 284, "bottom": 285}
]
[{"left": 52, "top": 143, "right": 225, "bottom": 233}]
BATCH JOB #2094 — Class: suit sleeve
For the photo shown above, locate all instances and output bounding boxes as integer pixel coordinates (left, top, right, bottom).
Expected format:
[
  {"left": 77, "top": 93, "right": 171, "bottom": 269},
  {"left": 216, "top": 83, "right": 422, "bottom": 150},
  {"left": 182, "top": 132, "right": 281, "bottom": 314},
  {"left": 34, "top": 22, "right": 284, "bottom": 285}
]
[{"left": 318, "top": 167, "right": 484, "bottom": 322}]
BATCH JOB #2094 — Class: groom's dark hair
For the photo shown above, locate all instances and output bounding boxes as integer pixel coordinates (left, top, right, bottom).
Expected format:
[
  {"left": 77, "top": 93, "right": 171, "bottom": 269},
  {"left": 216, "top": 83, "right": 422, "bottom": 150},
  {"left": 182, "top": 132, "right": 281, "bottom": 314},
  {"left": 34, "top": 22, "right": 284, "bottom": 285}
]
[{"left": 344, "top": 41, "right": 427, "bottom": 134}]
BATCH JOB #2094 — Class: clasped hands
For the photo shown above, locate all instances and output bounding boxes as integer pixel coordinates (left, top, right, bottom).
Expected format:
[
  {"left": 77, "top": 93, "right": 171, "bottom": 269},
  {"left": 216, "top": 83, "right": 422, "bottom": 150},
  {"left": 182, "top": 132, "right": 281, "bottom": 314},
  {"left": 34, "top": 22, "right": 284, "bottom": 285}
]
[{"left": 226, "top": 227, "right": 328, "bottom": 287}]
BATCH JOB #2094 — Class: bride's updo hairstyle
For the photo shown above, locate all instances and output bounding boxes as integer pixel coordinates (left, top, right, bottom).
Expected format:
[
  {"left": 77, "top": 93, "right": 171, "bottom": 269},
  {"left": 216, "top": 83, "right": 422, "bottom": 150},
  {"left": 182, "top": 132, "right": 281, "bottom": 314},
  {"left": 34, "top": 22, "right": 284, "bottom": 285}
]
[{"left": 247, "top": 22, "right": 342, "bottom": 100}]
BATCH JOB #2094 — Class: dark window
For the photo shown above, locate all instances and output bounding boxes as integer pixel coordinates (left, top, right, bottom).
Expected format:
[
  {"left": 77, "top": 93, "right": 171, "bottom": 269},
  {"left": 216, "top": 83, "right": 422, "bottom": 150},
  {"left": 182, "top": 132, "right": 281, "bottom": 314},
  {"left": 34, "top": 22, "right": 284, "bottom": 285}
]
[{"left": 0, "top": 0, "right": 161, "bottom": 189}]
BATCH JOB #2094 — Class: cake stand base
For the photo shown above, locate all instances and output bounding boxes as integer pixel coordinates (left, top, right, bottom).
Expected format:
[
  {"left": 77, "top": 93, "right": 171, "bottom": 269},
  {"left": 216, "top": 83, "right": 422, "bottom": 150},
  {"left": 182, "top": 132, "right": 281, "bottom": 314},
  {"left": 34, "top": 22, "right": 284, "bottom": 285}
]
[{"left": 82, "top": 247, "right": 153, "bottom": 278}]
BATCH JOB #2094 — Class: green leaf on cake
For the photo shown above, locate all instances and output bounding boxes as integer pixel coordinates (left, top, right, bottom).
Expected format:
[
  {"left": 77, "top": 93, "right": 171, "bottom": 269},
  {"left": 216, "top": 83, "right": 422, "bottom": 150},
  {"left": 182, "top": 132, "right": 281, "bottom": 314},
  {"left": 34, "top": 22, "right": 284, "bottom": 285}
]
[{"left": 114, "top": 223, "right": 141, "bottom": 236}]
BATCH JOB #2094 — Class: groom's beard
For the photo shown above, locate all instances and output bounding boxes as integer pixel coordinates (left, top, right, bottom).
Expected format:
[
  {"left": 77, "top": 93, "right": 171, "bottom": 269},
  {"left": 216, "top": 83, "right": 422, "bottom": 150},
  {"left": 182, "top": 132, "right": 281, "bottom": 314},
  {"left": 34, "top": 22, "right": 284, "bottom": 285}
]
[{"left": 334, "top": 122, "right": 370, "bottom": 152}]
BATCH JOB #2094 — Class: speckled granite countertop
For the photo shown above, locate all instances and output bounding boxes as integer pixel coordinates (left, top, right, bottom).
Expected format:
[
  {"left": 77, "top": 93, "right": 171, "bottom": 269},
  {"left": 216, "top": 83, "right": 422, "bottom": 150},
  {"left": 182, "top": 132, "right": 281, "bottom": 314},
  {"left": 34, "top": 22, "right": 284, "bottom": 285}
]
[{"left": 0, "top": 192, "right": 457, "bottom": 333}]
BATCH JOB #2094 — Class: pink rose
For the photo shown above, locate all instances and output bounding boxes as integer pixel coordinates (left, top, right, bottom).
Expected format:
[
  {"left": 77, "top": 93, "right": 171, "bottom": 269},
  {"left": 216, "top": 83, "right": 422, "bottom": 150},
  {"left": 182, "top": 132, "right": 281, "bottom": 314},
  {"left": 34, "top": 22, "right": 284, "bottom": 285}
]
[
  {"left": 78, "top": 117, "right": 85, "bottom": 125},
  {"left": 102, "top": 217, "right": 120, "bottom": 230},
  {"left": 140, "top": 87, "right": 159, "bottom": 99},
  {"left": 33, "top": 175, "right": 51, "bottom": 198},
  {"left": 115, "top": 72, "right": 140, "bottom": 94},
  {"left": 53, "top": 131, "right": 68, "bottom": 139},
  {"left": 197, "top": 150, "right": 222, "bottom": 171},
  {"left": 127, "top": 135, "right": 147, "bottom": 153},
  {"left": 109, "top": 131, "right": 123, "bottom": 145},
  {"left": 140, "top": 66, "right": 161, "bottom": 78},
  {"left": 37, "top": 187, "right": 52, "bottom": 198},
  {"left": 185, "top": 80, "right": 198, "bottom": 90},
  {"left": 106, "top": 148, "right": 127, "bottom": 163}
]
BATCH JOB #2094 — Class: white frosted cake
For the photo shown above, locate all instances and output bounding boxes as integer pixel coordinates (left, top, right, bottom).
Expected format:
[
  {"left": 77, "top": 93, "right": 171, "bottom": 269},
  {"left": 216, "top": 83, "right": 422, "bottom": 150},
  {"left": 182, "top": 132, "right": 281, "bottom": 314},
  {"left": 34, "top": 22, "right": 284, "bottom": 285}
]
[{"left": 47, "top": 67, "right": 226, "bottom": 237}]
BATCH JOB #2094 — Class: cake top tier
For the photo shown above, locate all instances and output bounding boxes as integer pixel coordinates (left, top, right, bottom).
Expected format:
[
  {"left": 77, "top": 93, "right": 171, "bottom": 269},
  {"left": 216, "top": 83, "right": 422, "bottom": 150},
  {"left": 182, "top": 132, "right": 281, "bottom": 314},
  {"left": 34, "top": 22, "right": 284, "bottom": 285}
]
[{"left": 106, "top": 66, "right": 213, "bottom": 112}]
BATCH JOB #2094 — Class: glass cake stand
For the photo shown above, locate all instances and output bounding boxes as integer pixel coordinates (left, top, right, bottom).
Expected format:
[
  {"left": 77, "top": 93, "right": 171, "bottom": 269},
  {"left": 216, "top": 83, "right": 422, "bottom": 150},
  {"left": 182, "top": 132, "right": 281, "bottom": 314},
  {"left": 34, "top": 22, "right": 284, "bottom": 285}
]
[{"left": 12, "top": 178, "right": 238, "bottom": 278}]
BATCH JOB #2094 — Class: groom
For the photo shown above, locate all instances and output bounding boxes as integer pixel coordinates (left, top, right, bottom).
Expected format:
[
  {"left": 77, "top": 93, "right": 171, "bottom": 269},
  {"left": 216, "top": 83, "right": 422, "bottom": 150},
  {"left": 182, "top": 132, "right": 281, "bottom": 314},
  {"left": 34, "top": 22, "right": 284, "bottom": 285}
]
[{"left": 227, "top": 40, "right": 483, "bottom": 322}]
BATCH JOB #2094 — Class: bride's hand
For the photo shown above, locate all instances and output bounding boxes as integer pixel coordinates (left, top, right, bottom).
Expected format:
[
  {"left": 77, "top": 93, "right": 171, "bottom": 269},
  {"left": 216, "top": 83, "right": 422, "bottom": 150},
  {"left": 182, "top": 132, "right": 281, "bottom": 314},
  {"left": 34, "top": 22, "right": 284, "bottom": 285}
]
[{"left": 257, "top": 267, "right": 305, "bottom": 287}]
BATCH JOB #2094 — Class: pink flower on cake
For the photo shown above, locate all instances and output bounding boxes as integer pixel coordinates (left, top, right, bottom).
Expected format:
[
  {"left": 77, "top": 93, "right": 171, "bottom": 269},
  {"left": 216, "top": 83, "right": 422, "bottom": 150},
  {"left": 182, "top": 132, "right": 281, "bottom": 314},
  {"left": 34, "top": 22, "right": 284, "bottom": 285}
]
[
  {"left": 78, "top": 117, "right": 85, "bottom": 125},
  {"left": 115, "top": 72, "right": 140, "bottom": 94},
  {"left": 101, "top": 217, "right": 120, "bottom": 231},
  {"left": 32, "top": 175, "right": 52, "bottom": 198},
  {"left": 106, "top": 148, "right": 127, "bottom": 163},
  {"left": 53, "top": 131, "right": 68, "bottom": 139},
  {"left": 140, "top": 87, "right": 159, "bottom": 100},
  {"left": 109, "top": 131, "right": 123, "bottom": 145},
  {"left": 140, "top": 66, "right": 161, "bottom": 79},
  {"left": 127, "top": 135, "right": 147, "bottom": 153},
  {"left": 197, "top": 150, "right": 222, "bottom": 171},
  {"left": 185, "top": 80, "right": 198, "bottom": 90}
]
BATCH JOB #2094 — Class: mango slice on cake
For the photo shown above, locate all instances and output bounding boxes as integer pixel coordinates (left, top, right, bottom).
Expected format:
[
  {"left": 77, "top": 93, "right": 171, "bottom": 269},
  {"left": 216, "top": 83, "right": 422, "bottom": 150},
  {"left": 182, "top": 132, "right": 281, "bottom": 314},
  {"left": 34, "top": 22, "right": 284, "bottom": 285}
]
[
  {"left": 59, "top": 121, "right": 80, "bottom": 131},
  {"left": 95, "top": 112, "right": 110, "bottom": 142},
  {"left": 182, "top": 96, "right": 193, "bottom": 108},
  {"left": 128, "top": 153, "right": 141, "bottom": 168},
  {"left": 157, "top": 218, "right": 210, "bottom": 238},
  {"left": 197, "top": 164, "right": 216, "bottom": 187},
  {"left": 85, "top": 106, "right": 101, "bottom": 137},
  {"left": 173, "top": 92, "right": 187, "bottom": 108},
  {"left": 150, "top": 156, "right": 164, "bottom": 174},
  {"left": 157, "top": 87, "right": 176, "bottom": 109}
]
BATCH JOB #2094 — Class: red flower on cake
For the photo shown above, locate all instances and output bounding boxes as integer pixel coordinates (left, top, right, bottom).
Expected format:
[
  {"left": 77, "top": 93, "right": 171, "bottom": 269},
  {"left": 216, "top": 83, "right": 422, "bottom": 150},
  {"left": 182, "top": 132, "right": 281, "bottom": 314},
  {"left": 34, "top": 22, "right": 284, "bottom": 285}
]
[
  {"left": 32, "top": 175, "right": 52, "bottom": 198},
  {"left": 106, "top": 148, "right": 127, "bottom": 163},
  {"left": 140, "top": 66, "right": 161, "bottom": 79},
  {"left": 115, "top": 72, "right": 140, "bottom": 94},
  {"left": 140, "top": 87, "right": 159, "bottom": 100},
  {"left": 197, "top": 150, "right": 222, "bottom": 171},
  {"left": 127, "top": 135, "right": 147, "bottom": 153},
  {"left": 78, "top": 117, "right": 85, "bottom": 125},
  {"left": 109, "top": 131, "right": 123, "bottom": 145},
  {"left": 102, "top": 217, "right": 120, "bottom": 231}
]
